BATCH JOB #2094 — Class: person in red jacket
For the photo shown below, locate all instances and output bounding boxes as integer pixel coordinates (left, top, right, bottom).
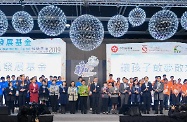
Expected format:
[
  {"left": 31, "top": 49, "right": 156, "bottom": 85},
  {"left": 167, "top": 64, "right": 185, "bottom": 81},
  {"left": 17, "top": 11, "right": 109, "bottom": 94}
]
[{"left": 29, "top": 77, "right": 39, "bottom": 103}]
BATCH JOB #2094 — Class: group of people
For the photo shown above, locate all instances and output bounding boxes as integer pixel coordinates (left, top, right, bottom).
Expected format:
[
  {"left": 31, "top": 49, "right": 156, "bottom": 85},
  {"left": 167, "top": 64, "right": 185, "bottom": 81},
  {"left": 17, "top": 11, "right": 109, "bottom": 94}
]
[{"left": 0, "top": 74, "right": 187, "bottom": 115}]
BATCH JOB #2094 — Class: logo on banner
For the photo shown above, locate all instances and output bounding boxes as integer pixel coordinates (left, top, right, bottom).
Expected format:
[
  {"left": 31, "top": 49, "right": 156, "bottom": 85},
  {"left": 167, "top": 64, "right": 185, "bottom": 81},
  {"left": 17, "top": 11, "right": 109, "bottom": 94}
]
[
  {"left": 111, "top": 46, "right": 118, "bottom": 53},
  {"left": 74, "top": 56, "right": 99, "bottom": 77},
  {"left": 174, "top": 45, "right": 182, "bottom": 53},
  {"left": 142, "top": 45, "right": 148, "bottom": 53}
]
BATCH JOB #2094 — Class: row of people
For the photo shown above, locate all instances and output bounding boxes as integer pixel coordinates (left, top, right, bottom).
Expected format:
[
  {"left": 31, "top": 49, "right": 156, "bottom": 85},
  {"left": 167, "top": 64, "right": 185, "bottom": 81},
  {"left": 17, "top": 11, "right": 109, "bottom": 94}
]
[{"left": 1, "top": 74, "right": 187, "bottom": 115}]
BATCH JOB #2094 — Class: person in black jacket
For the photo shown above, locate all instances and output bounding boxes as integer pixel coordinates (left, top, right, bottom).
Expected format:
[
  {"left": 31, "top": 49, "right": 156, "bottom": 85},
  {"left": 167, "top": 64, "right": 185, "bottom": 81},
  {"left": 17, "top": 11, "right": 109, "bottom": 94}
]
[
  {"left": 141, "top": 76, "right": 152, "bottom": 114},
  {"left": 18, "top": 74, "right": 28, "bottom": 107},
  {"left": 90, "top": 77, "right": 101, "bottom": 114},
  {"left": 5, "top": 82, "right": 16, "bottom": 114},
  {"left": 39, "top": 80, "right": 49, "bottom": 103}
]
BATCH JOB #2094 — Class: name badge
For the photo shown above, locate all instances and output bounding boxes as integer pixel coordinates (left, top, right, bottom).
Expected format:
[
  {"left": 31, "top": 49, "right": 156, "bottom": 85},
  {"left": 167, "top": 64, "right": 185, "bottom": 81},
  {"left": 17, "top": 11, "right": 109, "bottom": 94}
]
[
  {"left": 97, "top": 86, "right": 99, "bottom": 87},
  {"left": 147, "top": 86, "right": 149, "bottom": 87}
]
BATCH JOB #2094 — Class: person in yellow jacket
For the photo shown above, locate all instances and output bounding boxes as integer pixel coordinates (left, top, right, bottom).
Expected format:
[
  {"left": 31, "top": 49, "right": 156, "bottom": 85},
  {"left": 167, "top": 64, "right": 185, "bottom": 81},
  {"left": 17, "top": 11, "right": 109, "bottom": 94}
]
[{"left": 78, "top": 80, "right": 89, "bottom": 114}]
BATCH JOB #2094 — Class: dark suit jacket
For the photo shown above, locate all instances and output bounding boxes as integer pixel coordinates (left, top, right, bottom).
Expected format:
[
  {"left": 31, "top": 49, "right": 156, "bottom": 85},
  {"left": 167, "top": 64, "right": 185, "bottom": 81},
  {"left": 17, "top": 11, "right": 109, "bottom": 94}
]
[
  {"left": 5, "top": 86, "right": 16, "bottom": 101},
  {"left": 119, "top": 83, "right": 130, "bottom": 94},
  {"left": 141, "top": 82, "right": 152, "bottom": 97},
  {"left": 90, "top": 82, "right": 101, "bottom": 94},
  {"left": 18, "top": 82, "right": 28, "bottom": 96}
]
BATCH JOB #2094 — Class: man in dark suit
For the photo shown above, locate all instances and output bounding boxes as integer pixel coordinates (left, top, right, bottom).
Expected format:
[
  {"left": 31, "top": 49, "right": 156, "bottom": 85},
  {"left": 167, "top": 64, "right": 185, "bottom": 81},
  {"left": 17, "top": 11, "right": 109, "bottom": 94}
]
[
  {"left": 153, "top": 76, "right": 164, "bottom": 114},
  {"left": 90, "top": 77, "right": 101, "bottom": 114},
  {"left": 119, "top": 77, "right": 130, "bottom": 107},
  {"left": 141, "top": 76, "right": 152, "bottom": 114}
]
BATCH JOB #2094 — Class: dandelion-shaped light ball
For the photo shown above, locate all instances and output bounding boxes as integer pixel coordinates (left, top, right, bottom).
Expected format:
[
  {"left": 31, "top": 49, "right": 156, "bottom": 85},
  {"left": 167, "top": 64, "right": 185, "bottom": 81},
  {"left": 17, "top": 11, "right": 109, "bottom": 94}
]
[
  {"left": 38, "top": 5, "right": 67, "bottom": 36},
  {"left": 12, "top": 11, "right": 34, "bottom": 34},
  {"left": 128, "top": 7, "right": 146, "bottom": 27},
  {"left": 149, "top": 10, "right": 178, "bottom": 40},
  {"left": 70, "top": 14, "right": 104, "bottom": 51},
  {"left": 0, "top": 10, "right": 8, "bottom": 36},
  {"left": 107, "top": 15, "right": 129, "bottom": 37},
  {"left": 181, "top": 11, "right": 187, "bottom": 30}
]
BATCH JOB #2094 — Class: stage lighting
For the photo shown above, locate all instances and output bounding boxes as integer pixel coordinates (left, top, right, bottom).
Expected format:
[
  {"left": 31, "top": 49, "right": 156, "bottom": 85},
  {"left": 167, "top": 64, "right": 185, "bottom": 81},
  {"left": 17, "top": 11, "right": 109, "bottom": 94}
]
[
  {"left": 128, "top": 7, "right": 146, "bottom": 27},
  {"left": 38, "top": 5, "right": 67, "bottom": 36},
  {"left": 107, "top": 15, "right": 129, "bottom": 37},
  {"left": 149, "top": 10, "right": 178, "bottom": 40},
  {"left": 12, "top": 11, "right": 34, "bottom": 34},
  {"left": 0, "top": 10, "right": 8, "bottom": 36},
  {"left": 70, "top": 14, "right": 104, "bottom": 51},
  {"left": 181, "top": 11, "right": 187, "bottom": 30}
]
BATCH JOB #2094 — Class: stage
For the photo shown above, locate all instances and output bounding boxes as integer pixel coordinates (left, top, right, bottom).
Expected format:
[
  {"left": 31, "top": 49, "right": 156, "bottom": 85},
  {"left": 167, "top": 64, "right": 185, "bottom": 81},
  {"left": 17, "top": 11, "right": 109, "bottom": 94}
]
[
  {"left": 0, "top": 112, "right": 186, "bottom": 122},
  {"left": 0, "top": 114, "right": 53, "bottom": 122},
  {"left": 120, "top": 115, "right": 187, "bottom": 122}
]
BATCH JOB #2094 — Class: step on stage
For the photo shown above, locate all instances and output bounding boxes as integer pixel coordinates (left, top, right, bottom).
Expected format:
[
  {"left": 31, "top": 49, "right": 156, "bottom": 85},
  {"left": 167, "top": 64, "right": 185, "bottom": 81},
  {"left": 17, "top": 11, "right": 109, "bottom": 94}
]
[
  {"left": 120, "top": 115, "right": 187, "bottom": 122},
  {"left": 0, "top": 115, "right": 53, "bottom": 122}
]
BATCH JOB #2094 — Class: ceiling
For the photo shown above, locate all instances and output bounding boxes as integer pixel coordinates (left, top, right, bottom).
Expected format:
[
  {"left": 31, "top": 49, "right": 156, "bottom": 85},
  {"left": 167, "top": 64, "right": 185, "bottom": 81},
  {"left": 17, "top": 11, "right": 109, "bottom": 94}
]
[{"left": 1, "top": 0, "right": 187, "bottom": 42}]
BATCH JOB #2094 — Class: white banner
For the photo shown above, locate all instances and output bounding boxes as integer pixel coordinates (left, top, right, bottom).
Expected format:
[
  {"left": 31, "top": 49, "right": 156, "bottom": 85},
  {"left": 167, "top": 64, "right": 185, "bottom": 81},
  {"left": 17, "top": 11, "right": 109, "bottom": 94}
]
[
  {"left": 107, "top": 42, "right": 187, "bottom": 82},
  {"left": 0, "top": 37, "right": 66, "bottom": 80}
]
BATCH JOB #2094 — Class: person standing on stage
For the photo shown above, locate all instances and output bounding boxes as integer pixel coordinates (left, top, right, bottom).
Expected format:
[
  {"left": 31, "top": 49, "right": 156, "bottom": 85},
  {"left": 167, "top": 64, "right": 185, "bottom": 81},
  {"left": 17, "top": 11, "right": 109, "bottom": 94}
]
[
  {"left": 109, "top": 82, "right": 119, "bottom": 114},
  {"left": 153, "top": 76, "right": 164, "bottom": 114},
  {"left": 101, "top": 82, "right": 109, "bottom": 114},
  {"left": 168, "top": 76, "right": 174, "bottom": 105},
  {"left": 177, "top": 78, "right": 182, "bottom": 102},
  {"left": 49, "top": 80, "right": 59, "bottom": 114},
  {"left": 181, "top": 79, "right": 187, "bottom": 103},
  {"left": 29, "top": 77, "right": 39, "bottom": 103},
  {"left": 131, "top": 79, "right": 141, "bottom": 105},
  {"left": 1, "top": 77, "right": 8, "bottom": 105},
  {"left": 163, "top": 78, "right": 170, "bottom": 110},
  {"left": 5, "top": 82, "right": 16, "bottom": 114},
  {"left": 59, "top": 81, "right": 68, "bottom": 114},
  {"left": 68, "top": 81, "right": 78, "bottom": 114},
  {"left": 75, "top": 77, "right": 82, "bottom": 111},
  {"left": 171, "top": 80, "right": 180, "bottom": 105},
  {"left": 141, "top": 76, "right": 152, "bottom": 114},
  {"left": 14, "top": 80, "right": 19, "bottom": 110},
  {"left": 79, "top": 80, "right": 89, "bottom": 114},
  {"left": 18, "top": 74, "right": 28, "bottom": 107},
  {"left": 90, "top": 77, "right": 101, "bottom": 114},
  {"left": 119, "top": 77, "right": 130, "bottom": 107},
  {"left": 107, "top": 74, "right": 115, "bottom": 86},
  {"left": 39, "top": 80, "right": 49, "bottom": 103}
]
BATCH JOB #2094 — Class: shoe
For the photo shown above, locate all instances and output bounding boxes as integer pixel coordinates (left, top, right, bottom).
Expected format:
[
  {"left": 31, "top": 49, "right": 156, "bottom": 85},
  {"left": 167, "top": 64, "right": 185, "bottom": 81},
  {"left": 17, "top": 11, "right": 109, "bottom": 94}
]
[
  {"left": 154, "top": 111, "right": 158, "bottom": 114},
  {"left": 103, "top": 112, "right": 105, "bottom": 114},
  {"left": 106, "top": 112, "right": 109, "bottom": 114},
  {"left": 160, "top": 111, "right": 163, "bottom": 114},
  {"left": 92, "top": 112, "right": 96, "bottom": 114},
  {"left": 84, "top": 112, "right": 87, "bottom": 114},
  {"left": 146, "top": 111, "right": 149, "bottom": 114}
]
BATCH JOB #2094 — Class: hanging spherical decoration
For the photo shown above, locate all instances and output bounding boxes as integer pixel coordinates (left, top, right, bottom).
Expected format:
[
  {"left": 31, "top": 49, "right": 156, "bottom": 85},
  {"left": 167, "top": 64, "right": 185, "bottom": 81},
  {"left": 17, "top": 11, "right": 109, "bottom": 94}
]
[
  {"left": 70, "top": 14, "right": 104, "bottom": 51},
  {"left": 128, "top": 7, "right": 146, "bottom": 27},
  {"left": 12, "top": 11, "right": 34, "bottom": 34},
  {"left": 0, "top": 10, "right": 8, "bottom": 36},
  {"left": 107, "top": 15, "right": 129, "bottom": 37},
  {"left": 181, "top": 11, "right": 187, "bottom": 30},
  {"left": 149, "top": 10, "right": 178, "bottom": 40},
  {"left": 38, "top": 5, "right": 67, "bottom": 36}
]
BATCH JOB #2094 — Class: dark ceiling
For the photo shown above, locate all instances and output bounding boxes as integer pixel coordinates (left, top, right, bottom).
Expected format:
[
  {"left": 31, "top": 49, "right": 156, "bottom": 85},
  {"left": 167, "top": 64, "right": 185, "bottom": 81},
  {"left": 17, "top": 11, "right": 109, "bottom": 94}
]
[{"left": 0, "top": 4, "right": 187, "bottom": 42}]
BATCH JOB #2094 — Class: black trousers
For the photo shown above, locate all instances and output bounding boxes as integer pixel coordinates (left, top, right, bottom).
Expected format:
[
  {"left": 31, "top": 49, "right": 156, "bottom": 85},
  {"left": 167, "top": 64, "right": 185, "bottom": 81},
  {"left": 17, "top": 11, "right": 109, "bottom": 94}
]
[
  {"left": 0, "top": 95, "right": 3, "bottom": 106},
  {"left": 142, "top": 94, "right": 151, "bottom": 112},
  {"left": 92, "top": 93, "right": 100, "bottom": 113},
  {"left": 172, "top": 94, "right": 179, "bottom": 105},
  {"left": 163, "top": 94, "right": 169, "bottom": 110},
  {"left": 76, "top": 94, "right": 81, "bottom": 111},
  {"left": 50, "top": 95, "right": 58, "bottom": 112},
  {"left": 182, "top": 96, "right": 187, "bottom": 104},
  {"left": 154, "top": 100, "right": 163, "bottom": 112},
  {"left": 69, "top": 101, "right": 76, "bottom": 114},
  {"left": 7, "top": 100, "right": 14, "bottom": 113},
  {"left": 19, "top": 95, "right": 26, "bottom": 107},
  {"left": 89, "top": 96, "right": 93, "bottom": 109},
  {"left": 80, "top": 96, "right": 87, "bottom": 113},
  {"left": 102, "top": 98, "right": 108, "bottom": 112},
  {"left": 14, "top": 96, "right": 19, "bottom": 107}
]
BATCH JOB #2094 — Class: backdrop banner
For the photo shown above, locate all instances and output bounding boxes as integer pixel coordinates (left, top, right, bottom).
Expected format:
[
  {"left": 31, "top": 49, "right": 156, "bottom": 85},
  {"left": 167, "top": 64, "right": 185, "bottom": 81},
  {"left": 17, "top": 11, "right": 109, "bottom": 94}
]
[
  {"left": 0, "top": 37, "right": 66, "bottom": 80},
  {"left": 107, "top": 42, "right": 187, "bottom": 82}
]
